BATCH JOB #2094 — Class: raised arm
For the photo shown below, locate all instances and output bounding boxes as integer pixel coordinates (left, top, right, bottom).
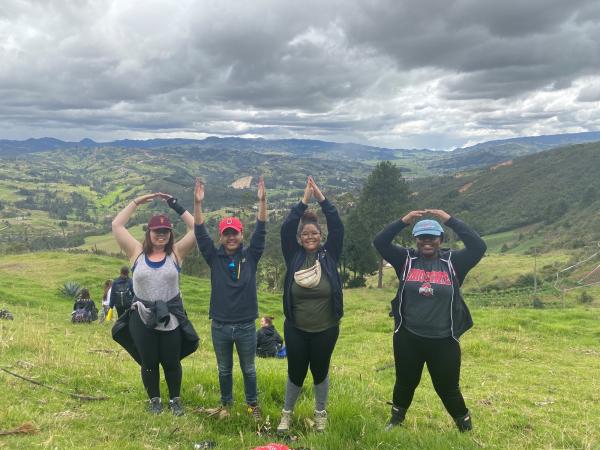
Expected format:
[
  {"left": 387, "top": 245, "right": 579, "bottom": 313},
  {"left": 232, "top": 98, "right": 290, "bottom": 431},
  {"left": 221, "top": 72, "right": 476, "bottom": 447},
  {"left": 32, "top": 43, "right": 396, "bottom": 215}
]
[
  {"left": 427, "top": 209, "right": 487, "bottom": 282},
  {"left": 309, "top": 177, "right": 344, "bottom": 261},
  {"left": 373, "top": 210, "right": 426, "bottom": 270},
  {"left": 112, "top": 193, "right": 157, "bottom": 262},
  {"left": 257, "top": 175, "right": 266, "bottom": 222},
  {"left": 280, "top": 179, "right": 311, "bottom": 263},
  {"left": 193, "top": 178, "right": 216, "bottom": 263},
  {"left": 156, "top": 193, "right": 196, "bottom": 261},
  {"left": 248, "top": 176, "right": 267, "bottom": 262}
]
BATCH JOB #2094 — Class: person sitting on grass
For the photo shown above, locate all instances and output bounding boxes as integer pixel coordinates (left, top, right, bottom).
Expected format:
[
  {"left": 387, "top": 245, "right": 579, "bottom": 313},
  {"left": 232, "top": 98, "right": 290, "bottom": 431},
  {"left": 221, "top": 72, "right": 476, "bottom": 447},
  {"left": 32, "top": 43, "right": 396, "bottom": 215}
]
[
  {"left": 256, "top": 316, "right": 284, "bottom": 358},
  {"left": 194, "top": 176, "right": 267, "bottom": 421},
  {"left": 72, "top": 288, "right": 98, "bottom": 323}
]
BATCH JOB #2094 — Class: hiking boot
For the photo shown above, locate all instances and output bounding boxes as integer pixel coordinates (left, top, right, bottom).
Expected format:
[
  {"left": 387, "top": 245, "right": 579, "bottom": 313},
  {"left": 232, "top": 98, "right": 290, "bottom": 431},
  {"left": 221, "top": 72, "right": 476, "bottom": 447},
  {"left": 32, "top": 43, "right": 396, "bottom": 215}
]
[
  {"left": 314, "top": 409, "right": 327, "bottom": 432},
  {"left": 148, "top": 397, "right": 162, "bottom": 415},
  {"left": 385, "top": 405, "right": 406, "bottom": 431},
  {"left": 247, "top": 403, "right": 262, "bottom": 421},
  {"left": 277, "top": 409, "right": 293, "bottom": 433},
  {"left": 169, "top": 397, "right": 184, "bottom": 416},
  {"left": 454, "top": 410, "right": 472, "bottom": 432}
]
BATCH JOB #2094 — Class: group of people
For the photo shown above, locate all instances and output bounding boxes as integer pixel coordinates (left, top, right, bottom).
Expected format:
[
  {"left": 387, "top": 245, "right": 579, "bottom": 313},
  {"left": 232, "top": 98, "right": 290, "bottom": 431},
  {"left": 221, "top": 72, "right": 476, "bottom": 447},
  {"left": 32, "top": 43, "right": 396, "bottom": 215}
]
[
  {"left": 107, "top": 175, "right": 486, "bottom": 434},
  {"left": 71, "top": 266, "right": 134, "bottom": 323}
]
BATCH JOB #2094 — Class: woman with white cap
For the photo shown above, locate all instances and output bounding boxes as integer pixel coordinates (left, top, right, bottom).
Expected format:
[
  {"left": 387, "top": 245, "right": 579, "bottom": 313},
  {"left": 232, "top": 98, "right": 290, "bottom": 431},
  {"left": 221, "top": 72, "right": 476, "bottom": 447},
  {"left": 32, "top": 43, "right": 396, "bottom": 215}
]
[
  {"left": 111, "top": 193, "right": 199, "bottom": 416},
  {"left": 373, "top": 209, "right": 486, "bottom": 432}
]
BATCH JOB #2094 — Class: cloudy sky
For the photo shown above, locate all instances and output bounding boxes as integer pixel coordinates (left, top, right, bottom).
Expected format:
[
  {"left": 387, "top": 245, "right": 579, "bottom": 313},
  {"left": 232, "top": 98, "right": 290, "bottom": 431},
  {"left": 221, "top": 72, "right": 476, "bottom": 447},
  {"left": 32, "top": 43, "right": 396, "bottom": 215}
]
[{"left": 2, "top": 0, "right": 600, "bottom": 149}]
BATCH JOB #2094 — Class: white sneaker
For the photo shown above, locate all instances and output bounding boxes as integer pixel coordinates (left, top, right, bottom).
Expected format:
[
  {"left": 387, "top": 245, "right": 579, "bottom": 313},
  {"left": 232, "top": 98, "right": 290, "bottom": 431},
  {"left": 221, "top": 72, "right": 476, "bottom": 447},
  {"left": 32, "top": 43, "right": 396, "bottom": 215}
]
[
  {"left": 314, "top": 409, "right": 327, "bottom": 432},
  {"left": 277, "top": 409, "right": 293, "bottom": 433}
]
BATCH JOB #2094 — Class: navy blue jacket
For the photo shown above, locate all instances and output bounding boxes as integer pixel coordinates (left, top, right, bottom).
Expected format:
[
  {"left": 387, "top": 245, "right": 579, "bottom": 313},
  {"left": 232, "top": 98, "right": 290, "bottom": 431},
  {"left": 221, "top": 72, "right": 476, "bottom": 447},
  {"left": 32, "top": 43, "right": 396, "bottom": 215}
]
[
  {"left": 281, "top": 199, "right": 344, "bottom": 326},
  {"left": 373, "top": 216, "right": 486, "bottom": 339},
  {"left": 195, "top": 220, "right": 266, "bottom": 323}
]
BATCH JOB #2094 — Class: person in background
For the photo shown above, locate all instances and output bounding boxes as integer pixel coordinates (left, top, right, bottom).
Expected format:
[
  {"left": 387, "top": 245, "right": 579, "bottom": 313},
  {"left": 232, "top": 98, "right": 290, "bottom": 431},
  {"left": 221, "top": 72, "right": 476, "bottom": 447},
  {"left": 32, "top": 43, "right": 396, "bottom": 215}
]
[
  {"left": 109, "top": 266, "right": 134, "bottom": 317},
  {"left": 373, "top": 209, "right": 486, "bottom": 432},
  {"left": 194, "top": 176, "right": 267, "bottom": 421},
  {"left": 111, "top": 192, "right": 199, "bottom": 416},
  {"left": 72, "top": 288, "right": 98, "bottom": 323},
  {"left": 256, "top": 316, "right": 283, "bottom": 358},
  {"left": 277, "top": 176, "right": 344, "bottom": 433},
  {"left": 101, "top": 279, "right": 112, "bottom": 321}
]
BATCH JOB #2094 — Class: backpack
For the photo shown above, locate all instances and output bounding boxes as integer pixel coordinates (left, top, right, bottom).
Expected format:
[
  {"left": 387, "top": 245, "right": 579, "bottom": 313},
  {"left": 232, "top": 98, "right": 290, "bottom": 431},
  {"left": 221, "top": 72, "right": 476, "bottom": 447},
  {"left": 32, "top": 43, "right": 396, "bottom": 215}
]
[
  {"left": 72, "top": 305, "right": 93, "bottom": 323},
  {"left": 112, "top": 278, "right": 133, "bottom": 309}
]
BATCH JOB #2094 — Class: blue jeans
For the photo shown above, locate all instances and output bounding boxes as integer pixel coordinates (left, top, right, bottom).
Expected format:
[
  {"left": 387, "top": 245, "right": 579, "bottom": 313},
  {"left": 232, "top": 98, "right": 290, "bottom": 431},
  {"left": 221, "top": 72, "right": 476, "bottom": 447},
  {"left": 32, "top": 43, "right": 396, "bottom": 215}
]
[{"left": 211, "top": 319, "right": 258, "bottom": 405}]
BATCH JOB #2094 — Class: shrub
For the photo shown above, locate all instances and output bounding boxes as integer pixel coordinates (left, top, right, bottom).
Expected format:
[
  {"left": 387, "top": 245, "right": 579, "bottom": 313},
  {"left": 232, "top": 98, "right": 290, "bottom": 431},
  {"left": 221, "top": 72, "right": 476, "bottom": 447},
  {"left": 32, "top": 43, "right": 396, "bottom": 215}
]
[
  {"left": 346, "top": 277, "right": 367, "bottom": 288},
  {"left": 59, "top": 281, "right": 81, "bottom": 299},
  {"left": 577, "top": 291, "right": 594, "bottom": 304},
  {"left": 532, "top": 296, "right": 544, "bottom": 309}
]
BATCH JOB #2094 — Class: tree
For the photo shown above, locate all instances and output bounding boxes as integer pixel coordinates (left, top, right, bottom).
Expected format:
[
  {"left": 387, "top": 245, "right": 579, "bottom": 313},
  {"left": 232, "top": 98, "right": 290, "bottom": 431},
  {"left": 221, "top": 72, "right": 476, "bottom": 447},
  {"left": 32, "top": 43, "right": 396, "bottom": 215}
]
[
  {"left": 342, "top": 207, "right": 378, "bottom": 286},
  {"left": 356, "top": 161, "right": 410, "bottom": 288}
]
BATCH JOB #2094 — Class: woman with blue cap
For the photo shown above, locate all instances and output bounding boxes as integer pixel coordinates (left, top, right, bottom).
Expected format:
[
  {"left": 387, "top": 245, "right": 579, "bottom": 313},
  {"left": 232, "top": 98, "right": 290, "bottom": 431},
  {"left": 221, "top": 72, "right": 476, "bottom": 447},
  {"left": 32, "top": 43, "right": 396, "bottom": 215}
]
[{"left": 373, "top": 209, "right": 486, "bottom": 432}]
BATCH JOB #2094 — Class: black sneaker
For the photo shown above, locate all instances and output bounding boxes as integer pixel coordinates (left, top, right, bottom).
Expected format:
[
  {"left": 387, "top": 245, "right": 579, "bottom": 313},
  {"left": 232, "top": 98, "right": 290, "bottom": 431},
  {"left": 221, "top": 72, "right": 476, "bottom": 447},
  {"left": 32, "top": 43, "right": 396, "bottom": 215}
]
[
  {"left": 385, "top": 405, "right": 406, "bottom": 431},
  {"left": 454, "top": 411, "right": 472, "bottom": 432},
  {"left": 169, "top": 397, "right": 184, "bottom": 416},
  {"left": 148, "top": 397, "right": 162, "bottom": 415}
]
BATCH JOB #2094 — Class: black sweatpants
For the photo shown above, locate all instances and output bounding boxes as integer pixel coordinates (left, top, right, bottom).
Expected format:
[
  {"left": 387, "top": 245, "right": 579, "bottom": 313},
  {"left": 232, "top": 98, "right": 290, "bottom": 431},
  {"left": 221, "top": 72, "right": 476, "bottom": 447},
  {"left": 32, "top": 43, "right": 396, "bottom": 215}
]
[
  {"left": 129, "top": 310, "right": 182, "bottom": 399},
  {"left": 393, "top": 327, "right": 468, "bottom": 418},
  {"left": 284, "top": 320, "right": 339, "bottom": 386}
]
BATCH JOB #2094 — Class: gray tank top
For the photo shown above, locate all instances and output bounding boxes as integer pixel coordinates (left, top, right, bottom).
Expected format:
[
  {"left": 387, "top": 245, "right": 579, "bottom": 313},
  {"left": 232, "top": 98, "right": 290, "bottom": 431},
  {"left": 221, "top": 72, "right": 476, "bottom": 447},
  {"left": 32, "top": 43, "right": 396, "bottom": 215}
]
[{"left": 132, "top": 253, "right": 181, "bottom": 331}]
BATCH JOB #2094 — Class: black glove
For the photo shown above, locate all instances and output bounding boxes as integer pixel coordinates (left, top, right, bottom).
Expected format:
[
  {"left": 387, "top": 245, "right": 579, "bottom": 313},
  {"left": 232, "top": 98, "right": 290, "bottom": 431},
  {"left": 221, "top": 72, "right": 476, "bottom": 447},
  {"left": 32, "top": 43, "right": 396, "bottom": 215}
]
[{"left": 167, "top": 197, "right": 186, "bottom": 215}]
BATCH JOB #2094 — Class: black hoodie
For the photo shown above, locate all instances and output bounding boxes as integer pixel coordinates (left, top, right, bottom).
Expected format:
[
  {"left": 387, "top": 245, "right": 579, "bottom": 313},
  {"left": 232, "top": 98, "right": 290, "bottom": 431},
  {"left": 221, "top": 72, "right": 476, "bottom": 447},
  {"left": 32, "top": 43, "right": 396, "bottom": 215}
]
[
  {"left": 373, "top": 216, "right": 486, "bottom": 340},
  {"left": 256, "top": 325, "right": 283, "bottom": 357}
]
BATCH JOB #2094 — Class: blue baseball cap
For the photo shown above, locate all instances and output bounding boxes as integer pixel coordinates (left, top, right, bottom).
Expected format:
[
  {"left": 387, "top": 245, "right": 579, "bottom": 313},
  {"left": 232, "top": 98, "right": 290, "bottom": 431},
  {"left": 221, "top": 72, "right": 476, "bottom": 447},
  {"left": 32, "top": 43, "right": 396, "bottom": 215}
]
[{"left": 412, "top": 219, "right": 444, "bottom": 237}]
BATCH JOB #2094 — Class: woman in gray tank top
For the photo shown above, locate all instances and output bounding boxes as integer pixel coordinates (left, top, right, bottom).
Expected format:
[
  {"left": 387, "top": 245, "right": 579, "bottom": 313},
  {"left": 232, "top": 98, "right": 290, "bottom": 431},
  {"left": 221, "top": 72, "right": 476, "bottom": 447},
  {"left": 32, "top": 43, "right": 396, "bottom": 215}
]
[{"left": 111, "top": 192, "right": 199, "bottom": 416}]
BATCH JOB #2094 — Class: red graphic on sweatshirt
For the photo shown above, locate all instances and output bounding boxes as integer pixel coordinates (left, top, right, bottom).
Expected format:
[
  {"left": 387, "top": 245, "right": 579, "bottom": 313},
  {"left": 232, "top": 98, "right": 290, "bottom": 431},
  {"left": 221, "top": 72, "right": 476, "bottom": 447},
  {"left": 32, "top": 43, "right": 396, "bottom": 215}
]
[{"left": 406, "top": 269, "right": 451, "bottom": 285}]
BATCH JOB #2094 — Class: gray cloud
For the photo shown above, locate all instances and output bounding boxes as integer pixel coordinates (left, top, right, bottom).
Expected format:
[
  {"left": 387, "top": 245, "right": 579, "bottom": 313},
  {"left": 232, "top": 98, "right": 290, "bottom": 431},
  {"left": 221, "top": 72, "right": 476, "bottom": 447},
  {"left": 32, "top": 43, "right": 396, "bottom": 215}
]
[{"left": 1, "top": 0, "right": 600, "bottom": 148}]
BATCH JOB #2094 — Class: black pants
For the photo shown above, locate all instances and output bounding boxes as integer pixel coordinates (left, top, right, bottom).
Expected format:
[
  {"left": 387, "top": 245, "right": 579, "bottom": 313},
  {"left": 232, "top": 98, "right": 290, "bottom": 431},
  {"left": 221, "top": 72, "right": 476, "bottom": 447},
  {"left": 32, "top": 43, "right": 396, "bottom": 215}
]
[
  {"left": 393, "top": 327, "right": 468, "bottom": 418},
  {"left": 129, "top": 310, "right": 182, "bottom": 399},
  {"left": 284, "top": 321, "right": 339, "bottom": 386}
]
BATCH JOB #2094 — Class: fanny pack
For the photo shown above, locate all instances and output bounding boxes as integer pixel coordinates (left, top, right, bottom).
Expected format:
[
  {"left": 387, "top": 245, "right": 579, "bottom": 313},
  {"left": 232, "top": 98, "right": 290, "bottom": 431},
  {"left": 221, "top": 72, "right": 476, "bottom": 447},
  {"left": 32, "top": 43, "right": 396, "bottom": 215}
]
[{"left": 294, "top": 259, "right": 321, "bottom": 288}]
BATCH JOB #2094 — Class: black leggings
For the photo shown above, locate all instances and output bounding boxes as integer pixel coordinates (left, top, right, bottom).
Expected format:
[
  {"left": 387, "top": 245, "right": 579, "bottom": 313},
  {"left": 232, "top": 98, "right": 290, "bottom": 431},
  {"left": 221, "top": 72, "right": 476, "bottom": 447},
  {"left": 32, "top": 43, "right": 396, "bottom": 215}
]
[
  {"left": 393, "top": 327, "right": 468, "bottom": 418},
  {"left": 129, "top": 310, "right": 182, "bottom": 399},
  {"left": 284, "top": 321, "right": 339, "bottom": 386}
]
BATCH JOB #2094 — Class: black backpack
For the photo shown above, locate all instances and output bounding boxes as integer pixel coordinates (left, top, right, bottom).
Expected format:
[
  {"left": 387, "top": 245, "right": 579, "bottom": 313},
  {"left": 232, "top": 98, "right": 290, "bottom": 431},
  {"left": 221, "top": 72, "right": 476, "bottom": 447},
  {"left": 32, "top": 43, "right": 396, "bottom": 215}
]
[{"left": 112, "top": 278, "right": 133, "bottom": 309}]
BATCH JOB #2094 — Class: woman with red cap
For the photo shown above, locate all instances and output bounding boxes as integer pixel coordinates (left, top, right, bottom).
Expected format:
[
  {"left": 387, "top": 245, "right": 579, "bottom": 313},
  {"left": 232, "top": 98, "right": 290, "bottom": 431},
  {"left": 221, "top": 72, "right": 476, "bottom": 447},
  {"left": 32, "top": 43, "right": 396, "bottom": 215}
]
[
  {"left": 194, "top": 177, "right": 267, "bottom": 420},
  {"left": 373, "top": 209, "right": 486, "bottom": 432},
  {"left": 111, "top": 192, "right": 199, "bottom": 416}
]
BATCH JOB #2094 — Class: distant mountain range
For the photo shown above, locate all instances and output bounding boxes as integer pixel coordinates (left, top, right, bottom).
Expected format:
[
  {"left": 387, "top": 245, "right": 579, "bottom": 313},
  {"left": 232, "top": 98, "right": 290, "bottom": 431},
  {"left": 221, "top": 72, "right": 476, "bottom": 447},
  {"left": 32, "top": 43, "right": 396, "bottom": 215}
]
[
  {"left": 1, "top": 132, "right": 600, "bottom": 252},
  {"left": 2, "top": 131, "right": 599, "bottom": 175}
]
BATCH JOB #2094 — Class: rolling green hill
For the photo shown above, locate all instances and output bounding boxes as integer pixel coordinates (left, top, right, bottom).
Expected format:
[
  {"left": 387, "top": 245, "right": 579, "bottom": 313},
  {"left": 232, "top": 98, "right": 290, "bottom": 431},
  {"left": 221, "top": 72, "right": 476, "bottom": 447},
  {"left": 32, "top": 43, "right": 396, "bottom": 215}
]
[
  {"left": 1, "top": 251, "right": 600, "bottom": 449},
  {"left": 411, "top": 142, "right": 600, "bottom": 251}
]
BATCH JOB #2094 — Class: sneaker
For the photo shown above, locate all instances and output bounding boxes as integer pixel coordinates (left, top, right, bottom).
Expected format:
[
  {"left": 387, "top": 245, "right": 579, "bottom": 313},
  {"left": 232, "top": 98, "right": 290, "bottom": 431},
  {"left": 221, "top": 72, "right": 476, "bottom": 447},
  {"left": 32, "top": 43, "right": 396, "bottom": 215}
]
[
  {"left": 454, "top": 410, "right": 472, "bottom": 432},
  {"left": 314, "top": 409, "right": 327, "bottom": 432},
  {"left": 247, "top": 403, "right": 262, "bottom": 421},
  {"left": 277, "top": 409, "right": 293, "bottom": 433},
  {"left": 385, "top": 405, "right": 406, "bottom": 431},
  {"left": 148, "top": 397, "right": 162, "bottom": 415},
  {"left": 169, "top": 397, "right": 184, "bottom": 416}
]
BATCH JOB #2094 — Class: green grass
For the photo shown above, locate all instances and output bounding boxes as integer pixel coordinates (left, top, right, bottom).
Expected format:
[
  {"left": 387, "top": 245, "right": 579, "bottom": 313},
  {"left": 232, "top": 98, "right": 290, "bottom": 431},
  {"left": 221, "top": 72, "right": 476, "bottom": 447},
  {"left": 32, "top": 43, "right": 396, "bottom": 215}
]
[
  {"left": 1, "top": 252, "right": 600, "bottom": 449},
  {"left": 77, "top": 225, "right": 146, "bottom": 254}
]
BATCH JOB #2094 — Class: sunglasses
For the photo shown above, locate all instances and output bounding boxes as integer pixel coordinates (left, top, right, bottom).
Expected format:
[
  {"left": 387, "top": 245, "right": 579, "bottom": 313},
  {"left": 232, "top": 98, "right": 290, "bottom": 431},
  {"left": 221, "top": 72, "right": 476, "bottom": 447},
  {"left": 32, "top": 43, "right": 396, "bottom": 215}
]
[
  {"left": 152, "top": 228, "right": 171, "bottom": 235},
  {"left": 416, "top": 234, "right": 440, "bottom": 241}
]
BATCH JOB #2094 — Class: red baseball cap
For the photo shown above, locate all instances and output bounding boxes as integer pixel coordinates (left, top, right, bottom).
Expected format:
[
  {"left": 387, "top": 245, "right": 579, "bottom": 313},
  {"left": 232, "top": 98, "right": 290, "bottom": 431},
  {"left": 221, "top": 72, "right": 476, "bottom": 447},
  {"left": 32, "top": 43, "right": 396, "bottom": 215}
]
[
  {"left": 148, "top": 214, "right": 173, "bottom": 230},
  {"left": 219, "top": 216, "right": 243, "bottom": 235}
]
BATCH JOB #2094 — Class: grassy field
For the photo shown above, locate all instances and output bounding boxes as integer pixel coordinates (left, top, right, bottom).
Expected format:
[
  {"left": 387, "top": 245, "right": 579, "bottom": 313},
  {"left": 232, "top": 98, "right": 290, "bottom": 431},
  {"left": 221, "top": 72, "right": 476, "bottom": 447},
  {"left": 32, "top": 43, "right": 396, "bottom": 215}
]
[{"left": 1, "top": 252, "right": 600, "bottom": 449}]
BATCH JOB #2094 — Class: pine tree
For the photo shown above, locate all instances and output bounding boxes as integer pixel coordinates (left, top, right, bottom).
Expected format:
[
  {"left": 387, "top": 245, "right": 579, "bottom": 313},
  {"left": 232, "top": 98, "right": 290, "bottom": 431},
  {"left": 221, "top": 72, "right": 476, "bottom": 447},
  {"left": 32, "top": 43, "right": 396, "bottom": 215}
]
[{"left": 357, "top": 161, "right": 410, "bottom": 288}]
